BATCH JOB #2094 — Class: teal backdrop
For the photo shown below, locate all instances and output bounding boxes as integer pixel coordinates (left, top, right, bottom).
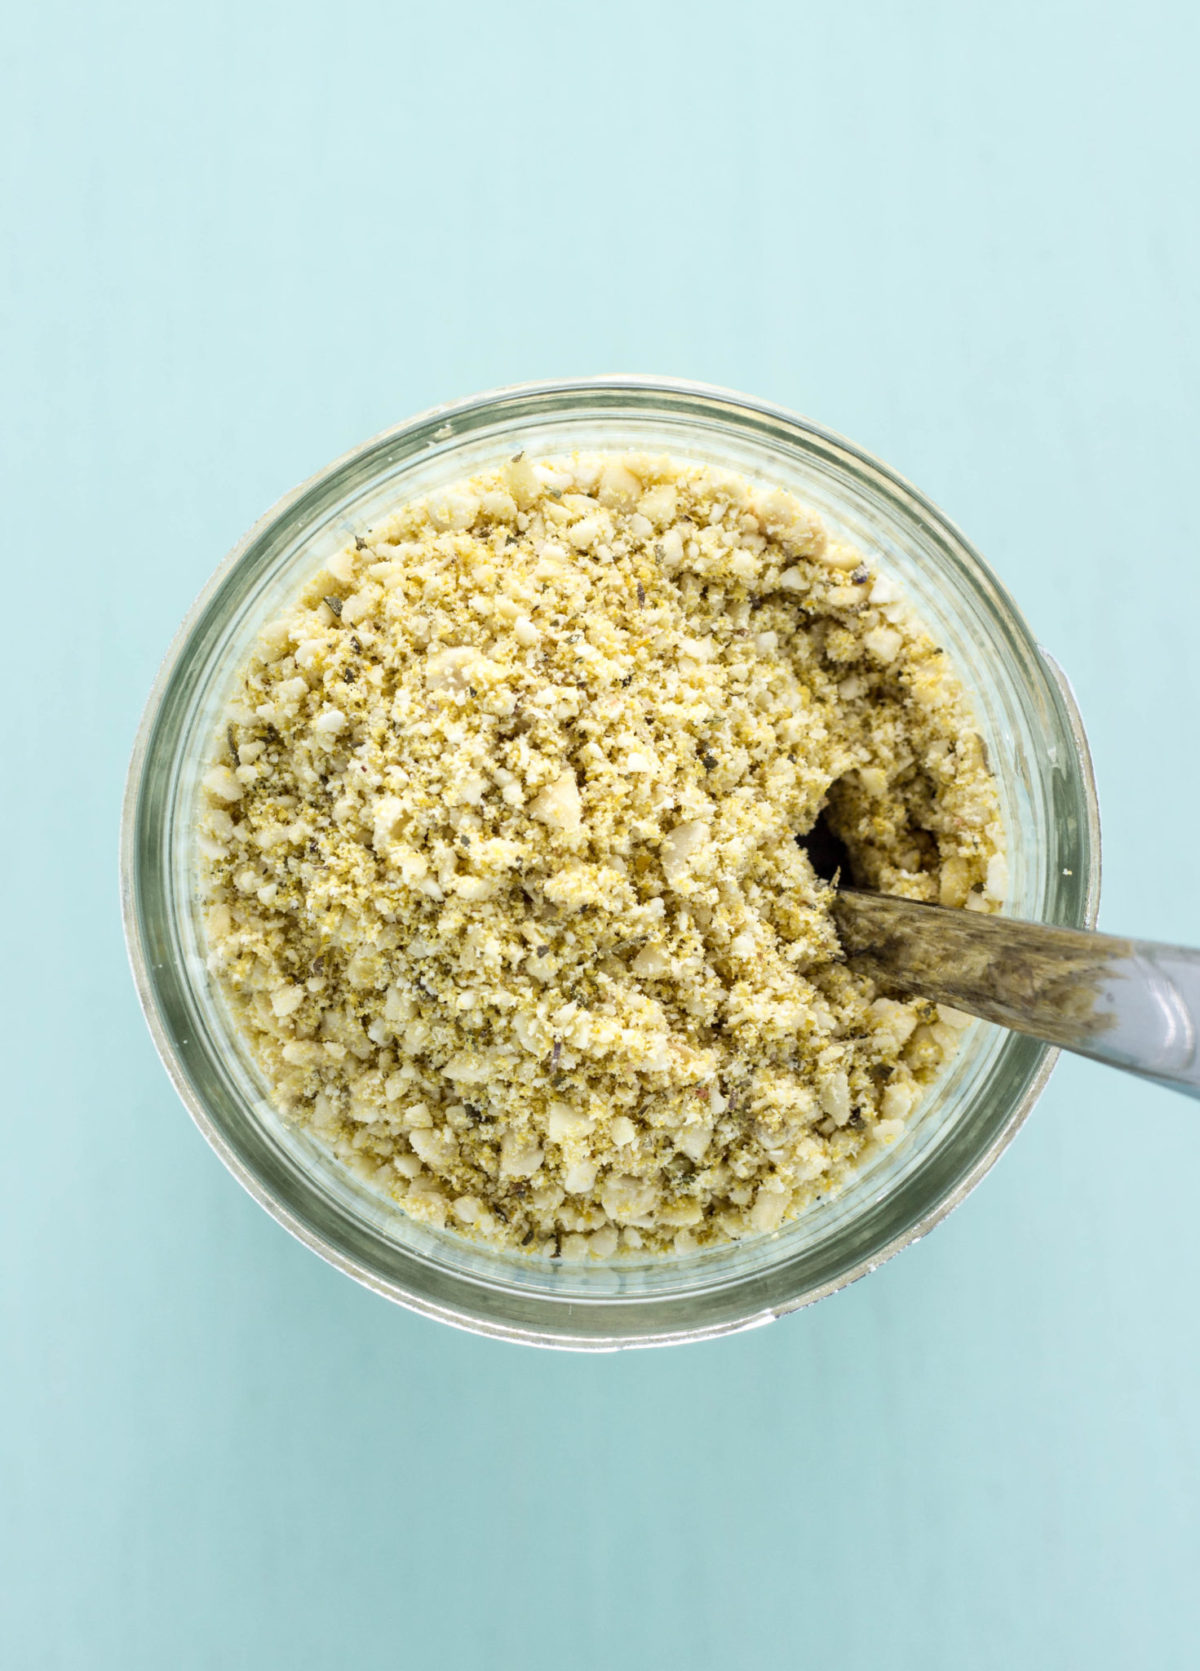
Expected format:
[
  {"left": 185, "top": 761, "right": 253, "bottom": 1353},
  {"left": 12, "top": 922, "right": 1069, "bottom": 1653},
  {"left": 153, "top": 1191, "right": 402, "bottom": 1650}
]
[{"left": 4, "top": 2, "right": 1199, "bottom": 1667}]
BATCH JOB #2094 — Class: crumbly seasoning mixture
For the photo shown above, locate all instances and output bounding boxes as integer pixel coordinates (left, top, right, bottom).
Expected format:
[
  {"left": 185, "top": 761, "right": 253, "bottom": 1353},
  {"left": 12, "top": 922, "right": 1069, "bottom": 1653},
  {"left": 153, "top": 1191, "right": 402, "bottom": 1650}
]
[{"left": 199, "top": 452, "right": 1005, "bottom": 1259}]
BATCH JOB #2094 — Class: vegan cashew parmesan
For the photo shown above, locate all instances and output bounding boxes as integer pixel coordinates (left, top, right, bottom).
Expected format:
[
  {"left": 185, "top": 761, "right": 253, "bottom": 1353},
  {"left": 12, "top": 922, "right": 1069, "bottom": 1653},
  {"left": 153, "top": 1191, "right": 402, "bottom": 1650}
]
[{"left": 199, "top": 453, "right": 1005, "bottom": 1258}]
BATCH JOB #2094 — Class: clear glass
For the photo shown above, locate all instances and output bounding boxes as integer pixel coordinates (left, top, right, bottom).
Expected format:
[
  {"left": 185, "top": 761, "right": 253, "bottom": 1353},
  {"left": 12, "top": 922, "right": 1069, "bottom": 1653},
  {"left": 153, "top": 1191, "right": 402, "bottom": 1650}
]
[{"left": 121, "top": 378, "right": 1100, "bottom": 1350}]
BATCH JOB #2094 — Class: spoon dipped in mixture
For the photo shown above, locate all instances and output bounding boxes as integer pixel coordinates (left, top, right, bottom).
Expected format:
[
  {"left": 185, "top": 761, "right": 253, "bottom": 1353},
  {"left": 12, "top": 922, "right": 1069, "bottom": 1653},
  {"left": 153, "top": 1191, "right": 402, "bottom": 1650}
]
[{"left": 806, "top": 811, "right": 1200, "bottom": 1100}]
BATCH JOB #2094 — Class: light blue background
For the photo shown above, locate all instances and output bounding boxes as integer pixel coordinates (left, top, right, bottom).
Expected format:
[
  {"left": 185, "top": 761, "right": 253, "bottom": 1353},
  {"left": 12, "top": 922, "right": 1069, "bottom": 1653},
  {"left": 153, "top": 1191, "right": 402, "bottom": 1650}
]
[{"left": 4, "top": 2, "right": 1199, "bottom": 1666}]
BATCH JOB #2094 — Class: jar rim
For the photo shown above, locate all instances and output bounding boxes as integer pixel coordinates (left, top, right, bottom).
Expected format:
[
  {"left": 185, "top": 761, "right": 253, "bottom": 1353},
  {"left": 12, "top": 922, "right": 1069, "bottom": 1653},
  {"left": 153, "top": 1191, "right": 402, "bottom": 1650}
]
[{"left": 121, "top": 376, "right": 1101, "bottom": 1349}]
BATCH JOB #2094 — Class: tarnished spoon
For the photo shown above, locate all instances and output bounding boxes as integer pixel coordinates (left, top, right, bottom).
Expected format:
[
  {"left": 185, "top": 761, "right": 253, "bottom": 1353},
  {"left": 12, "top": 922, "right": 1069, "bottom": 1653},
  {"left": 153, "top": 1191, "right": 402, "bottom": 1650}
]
[{"left": 804, "top": 815, "right": 1200, "bottom": 1100}]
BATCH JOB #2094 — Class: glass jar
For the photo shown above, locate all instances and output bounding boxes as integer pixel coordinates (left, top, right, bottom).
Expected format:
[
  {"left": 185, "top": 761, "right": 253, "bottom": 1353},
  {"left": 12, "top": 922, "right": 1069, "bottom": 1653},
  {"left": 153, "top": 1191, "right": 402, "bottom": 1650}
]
[{"left": 121, "top": 378, "right": 1100, "bottom": 1349}]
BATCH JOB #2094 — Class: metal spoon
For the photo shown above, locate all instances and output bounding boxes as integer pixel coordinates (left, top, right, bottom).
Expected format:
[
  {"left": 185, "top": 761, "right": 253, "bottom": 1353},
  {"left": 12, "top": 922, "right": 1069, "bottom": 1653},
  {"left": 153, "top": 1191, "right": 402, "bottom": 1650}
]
[{"left": 804, "top": 816, "right": 1200, "bottom": 1100}]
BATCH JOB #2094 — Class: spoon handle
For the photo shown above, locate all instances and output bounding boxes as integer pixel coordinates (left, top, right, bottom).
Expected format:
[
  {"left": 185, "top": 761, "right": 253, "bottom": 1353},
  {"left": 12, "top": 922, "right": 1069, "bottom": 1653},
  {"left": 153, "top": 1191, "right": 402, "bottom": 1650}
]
[{"left": 832, "top": 888, "right": 1200, "bottom": 1101}]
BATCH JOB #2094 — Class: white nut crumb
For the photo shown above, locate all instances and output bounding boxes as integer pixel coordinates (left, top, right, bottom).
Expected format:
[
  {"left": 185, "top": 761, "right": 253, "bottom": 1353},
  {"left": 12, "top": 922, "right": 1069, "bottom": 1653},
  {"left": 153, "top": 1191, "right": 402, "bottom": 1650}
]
[
  {"left": 600, "top": 1174, "right": 659, "bottom": 1222},
  {"left": 548, "top": 1102, "right": 594, "bottom": 1141},
  {"left": 203, "top": 765, "right": 243, "bottom": 802},
  {"left": 637, "top": 484, "right": 677, "bottom": 527},
  {"left": 873, "top": 1117, "right": 906, "bottom": 1145},
  {"left": 270, "top": 985, "right": 305, "bottom": 1018},
  {"left": 597, "top": 462, "right": 642, "bottom": 508},
  {"left": 814, "top": 541, "right": 863, "bottom": 571},
  {"left": 590, "top": 1225, "right": 619, "bottom": 1257},
  {"left": 563, "top": 1158, "right": 598, "bottom": 1194},
  {"left": 660, "top": 819, "right": 709, "bottom": 888},
  {"left": 499, "top": 1132, "right": 544, "bottom": 1179},
  {"left": 985, "top": 851, "right": 1009, "bottom": 901},
  {"left": 529, "top": 769, "right": 582, "bottom": 833},
  {"left": 863, "top": 626, "right": 903, "bottom": 664},
  {"left": 631, "top": 943, "right": 669, "bottom": 978},
  {"left": 818, "top": 1070, "right": 852, "bottom": 1126},
  {"left": 750, "top": 1182, "right": 789, "bottom": 1232}
]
